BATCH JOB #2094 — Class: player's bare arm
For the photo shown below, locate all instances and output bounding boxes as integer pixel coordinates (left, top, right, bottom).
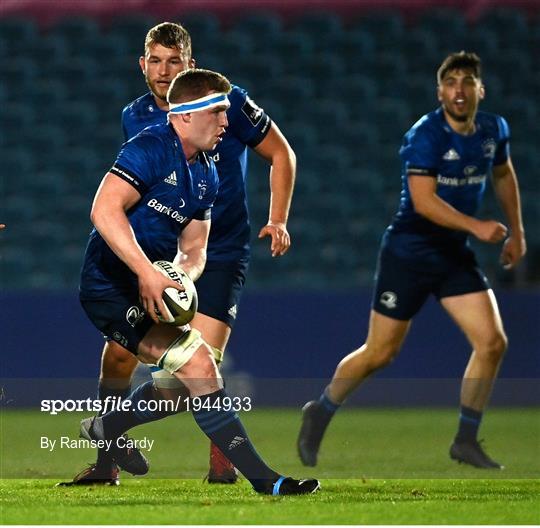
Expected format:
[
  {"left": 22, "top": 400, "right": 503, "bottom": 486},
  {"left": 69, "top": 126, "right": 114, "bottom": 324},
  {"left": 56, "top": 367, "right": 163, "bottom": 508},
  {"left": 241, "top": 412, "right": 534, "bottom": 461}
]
[
  {"left": 173, "top": 218, "right": 211, "bottom": 281},
  {"left": 491, "top": 159, "right": 527, "bottom": 269},
  {"left": 90, "top": 173, "right": 181, "bottom": 322},
  {"left": 408, "top": 175, "right": 507, "bottom": 243},
  {"left": 254, "top": 123, "right": 296, "bottom": 257}
]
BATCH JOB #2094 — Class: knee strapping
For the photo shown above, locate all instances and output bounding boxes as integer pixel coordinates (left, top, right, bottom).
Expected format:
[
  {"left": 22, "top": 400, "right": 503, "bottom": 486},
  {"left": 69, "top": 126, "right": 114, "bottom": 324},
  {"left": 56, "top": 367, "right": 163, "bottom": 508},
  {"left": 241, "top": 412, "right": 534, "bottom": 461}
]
[
  {"left": 151, "top": 367, "right": 184, "bottom": 389},
  {"left": 157, "top": 329, "right": 204, "bottom": 374},
  {"left": 211, "top": 346, "right": 224, "bottom": 364}
]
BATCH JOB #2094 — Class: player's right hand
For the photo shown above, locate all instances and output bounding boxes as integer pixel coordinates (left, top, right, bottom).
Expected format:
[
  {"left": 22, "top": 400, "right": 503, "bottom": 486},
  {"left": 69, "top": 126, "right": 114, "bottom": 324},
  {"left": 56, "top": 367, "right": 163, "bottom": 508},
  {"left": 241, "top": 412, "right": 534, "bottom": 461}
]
[
  {"left": 258, "top": 221, "right": 291, "bottom": 257},
  {"left": 138, "top": 266, "right": 184, "bottom": 323},
  {"left": 500, "top": 233, "right": 527, "bottom": 270},
  {"left": 472, "top": 219, "right": 508, "bottom": 244}
]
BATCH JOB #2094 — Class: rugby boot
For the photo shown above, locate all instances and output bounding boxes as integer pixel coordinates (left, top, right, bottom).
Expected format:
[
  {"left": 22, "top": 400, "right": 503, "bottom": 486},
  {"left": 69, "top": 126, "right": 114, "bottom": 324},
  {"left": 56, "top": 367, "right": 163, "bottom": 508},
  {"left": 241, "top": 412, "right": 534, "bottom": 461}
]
[
  {"left": 450, "top": 439, "right": 504, "bottom": 469},
  {"left": 297, "top": 401, "right": 328, "bottom": 467},
  {"left": 56, "top": 463, "right": 119, "bottom": 486},
  {"left": 206, "top": 442, "right": 238, "bottom": 484},
  {"left": 80, "top": 416, "right": 149, "bottom": 475},
  {"left": 260, "top": 476, "right": 321, "bottom": 495}
]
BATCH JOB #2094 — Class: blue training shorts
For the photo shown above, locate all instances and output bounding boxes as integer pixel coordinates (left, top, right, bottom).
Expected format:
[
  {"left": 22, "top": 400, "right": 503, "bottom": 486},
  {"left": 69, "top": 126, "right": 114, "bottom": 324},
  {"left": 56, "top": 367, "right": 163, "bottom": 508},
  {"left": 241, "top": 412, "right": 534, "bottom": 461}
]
[
  {"left": 372, "top": 246, "right": 491, "bottom": 321},
  {"left": 80, "top": 259, "right": 248, "bottom": 353},
  {"left": 196, "top": 260, "right": 249, "bottom": 328},
  {"left": 80, "top": 291, "right": 154, "bottom": 354}
]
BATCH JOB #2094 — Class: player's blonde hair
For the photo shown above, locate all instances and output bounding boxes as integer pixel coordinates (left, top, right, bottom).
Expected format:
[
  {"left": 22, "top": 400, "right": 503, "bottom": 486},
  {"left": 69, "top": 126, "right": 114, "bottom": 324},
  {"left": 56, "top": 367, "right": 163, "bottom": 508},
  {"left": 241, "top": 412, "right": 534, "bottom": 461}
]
[{"left": 144, "top": 22, "right": 192, "bottom": 59}]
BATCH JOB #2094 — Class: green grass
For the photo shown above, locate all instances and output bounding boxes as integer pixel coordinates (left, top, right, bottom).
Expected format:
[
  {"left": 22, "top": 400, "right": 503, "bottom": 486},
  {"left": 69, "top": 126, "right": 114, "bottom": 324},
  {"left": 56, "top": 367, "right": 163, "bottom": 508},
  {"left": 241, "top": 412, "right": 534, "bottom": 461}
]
[{"left": 1, "top": 408, "right": 539, "bottom": 524}]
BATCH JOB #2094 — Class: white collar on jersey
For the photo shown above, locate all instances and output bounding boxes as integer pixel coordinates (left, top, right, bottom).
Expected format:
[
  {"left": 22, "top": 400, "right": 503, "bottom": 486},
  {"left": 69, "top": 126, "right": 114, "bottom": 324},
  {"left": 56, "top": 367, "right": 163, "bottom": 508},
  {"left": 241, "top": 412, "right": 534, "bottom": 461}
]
[{"left": 168, "top": 93, "right": 230, "bottom": 114}]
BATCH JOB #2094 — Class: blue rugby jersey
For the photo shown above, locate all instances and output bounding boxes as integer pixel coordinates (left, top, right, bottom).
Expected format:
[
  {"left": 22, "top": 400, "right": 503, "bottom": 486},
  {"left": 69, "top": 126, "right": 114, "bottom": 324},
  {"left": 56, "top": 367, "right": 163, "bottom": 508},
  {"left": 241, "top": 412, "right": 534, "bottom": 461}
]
[
  {"left": 122, "top": 85, "right": 272, "bottom": 264},
  {"left": 384, "top": 107, "right": 510, "bottom": 263},
  {"left": 80, "top": 123, "right": 218, "bottom": 297}
]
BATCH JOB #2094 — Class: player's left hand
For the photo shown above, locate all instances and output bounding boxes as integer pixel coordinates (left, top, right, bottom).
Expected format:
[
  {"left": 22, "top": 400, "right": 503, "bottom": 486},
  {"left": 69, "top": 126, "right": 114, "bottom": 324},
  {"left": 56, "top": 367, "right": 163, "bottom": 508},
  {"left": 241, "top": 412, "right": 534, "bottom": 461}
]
[
  {"left": 258, "top": 222, "right": 290, "bottom": 257},
  {"left": 500, "top": 233, "right": 527, "bottom": 270}
]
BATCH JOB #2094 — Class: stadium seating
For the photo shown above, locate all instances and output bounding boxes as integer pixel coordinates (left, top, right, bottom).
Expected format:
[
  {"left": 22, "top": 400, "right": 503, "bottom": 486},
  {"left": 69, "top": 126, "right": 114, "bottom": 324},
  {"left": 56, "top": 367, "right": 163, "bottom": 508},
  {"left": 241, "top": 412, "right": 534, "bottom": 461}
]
[
  {"left": 226, "top": 52, "right": 284, "bottom": 82},
  {"left": 478, "top": 7, "right": 529, "bottom": 37},
  {"left": 272, "top": 31, "right": 315, "bottom": 58},
  {"left": 0, "top": 247, "right": 36, "bottom": 288},
  {"left": 0, "top": 17, "right": 38, "bottom": 56},
  {"left": 174, "top": 11, "right": 221, "bottom": 45},
  {"left": 461, "top": 28, "right": 501, "bottom": 59},
  {"left": 0, "top": 7, "right": 538, "bottom": 290},
  {"left": 351, "top": 11, "right": 405, "bottom": 43},
  {"left": 105, "top": 14, "right": 157, "bottom": 42},
  {"left": 228, "top": 12, "right": 283, "bottom": 52},
  {"left": 416, "top": 8, "right": 467, "bottom": 40},
  {"left": 82, "top": 34, "right": 132, "bottom": 62},
  {"left": 49, "top": 17, "right": 102, "bottom": 45},
  {"left": 290, "top": 11, "right": 344, "bottom": 40},
  {"left": 327, "top": 31, "right": 376, "bottom": 59}
]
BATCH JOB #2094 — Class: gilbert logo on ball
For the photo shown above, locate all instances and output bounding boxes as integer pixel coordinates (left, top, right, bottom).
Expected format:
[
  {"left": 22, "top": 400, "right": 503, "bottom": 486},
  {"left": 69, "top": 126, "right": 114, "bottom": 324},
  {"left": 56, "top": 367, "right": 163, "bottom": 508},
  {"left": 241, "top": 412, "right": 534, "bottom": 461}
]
[{"left": 152, "top": 261, "right": 198, "bottom": 325}]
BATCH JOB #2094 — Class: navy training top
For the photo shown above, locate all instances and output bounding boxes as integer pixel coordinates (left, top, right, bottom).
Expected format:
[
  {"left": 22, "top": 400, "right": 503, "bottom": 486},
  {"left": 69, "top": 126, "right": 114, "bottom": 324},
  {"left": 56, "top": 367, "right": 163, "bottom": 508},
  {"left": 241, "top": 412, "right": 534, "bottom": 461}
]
[
  {"left": 384, "top": 107, "right": 510, "bottom": 266},
  {"left": 122, "top": 85, "right": 271, "bottom": 265},
  {"left": 80, "top": 123, "right": 219, "bottom": 297}
]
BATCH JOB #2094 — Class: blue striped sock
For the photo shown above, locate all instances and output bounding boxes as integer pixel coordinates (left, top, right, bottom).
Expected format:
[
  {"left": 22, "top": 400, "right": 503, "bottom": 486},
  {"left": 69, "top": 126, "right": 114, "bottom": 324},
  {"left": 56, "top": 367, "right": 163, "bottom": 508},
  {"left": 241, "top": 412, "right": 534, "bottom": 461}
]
[
  {"left": 98, "top": 382, "right": 131, "bottom": 416},
  {"left": 96, "top": 382, "right": 132, "bottom": 466},
  {"left": 456, "top": 405, "right": 483, "bottom": 442},
  {"left": 192, "top": 389, "right": 279, "bottom": 492},
  {"left": 100, "top": 381, "right": 178, "bottom": 439},
  {"left": 319, "top": 387, "right": 341, "bottom": 416}
]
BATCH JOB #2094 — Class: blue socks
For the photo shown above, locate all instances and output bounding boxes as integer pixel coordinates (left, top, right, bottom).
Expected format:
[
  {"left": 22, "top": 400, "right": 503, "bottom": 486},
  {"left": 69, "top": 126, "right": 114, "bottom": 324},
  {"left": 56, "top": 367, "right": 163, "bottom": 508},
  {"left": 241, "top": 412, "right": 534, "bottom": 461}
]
[
  {"left": 319, "top": 387, "right": 341, "bottom": 417},
  {"left": 97, "top": 385, "right": 281, "bottom": 492},
  {"left": 96, "top": 382, "right": 131, "bottom": 467},
  {"left": 98, "top": 382, "right": 132, "bottom": 417},
  {"left": 456, "top": 405, "right": 483, "bottom": 442},
  {"left": 192, "top": 389, "right": 279, "bottom": 492},
  {"left": 100, "top": 381, "right": 178, "bottom": 439}
]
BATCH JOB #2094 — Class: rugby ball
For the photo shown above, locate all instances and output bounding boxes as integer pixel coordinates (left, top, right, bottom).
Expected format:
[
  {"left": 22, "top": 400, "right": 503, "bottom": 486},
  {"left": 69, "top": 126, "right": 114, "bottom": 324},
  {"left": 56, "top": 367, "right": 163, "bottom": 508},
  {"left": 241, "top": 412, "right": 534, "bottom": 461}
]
[{"left": 152, "top": 261, "right": 198, "bottom": 325}]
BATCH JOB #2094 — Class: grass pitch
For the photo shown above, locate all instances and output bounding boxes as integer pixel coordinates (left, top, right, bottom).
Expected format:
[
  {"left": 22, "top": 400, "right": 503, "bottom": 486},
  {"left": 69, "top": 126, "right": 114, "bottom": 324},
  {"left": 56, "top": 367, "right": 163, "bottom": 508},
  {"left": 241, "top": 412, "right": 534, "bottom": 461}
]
[{"left": 1, "top": 407, "right": 539, "bottom": 524}]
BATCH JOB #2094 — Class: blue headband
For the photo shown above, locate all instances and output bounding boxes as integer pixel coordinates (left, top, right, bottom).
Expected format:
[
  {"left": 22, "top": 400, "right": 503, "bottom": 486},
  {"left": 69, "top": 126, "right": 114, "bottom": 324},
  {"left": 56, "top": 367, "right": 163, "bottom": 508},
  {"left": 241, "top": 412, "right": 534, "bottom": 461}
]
[{"left": 168, "top": 93, "right": 230, "bottom": 114}]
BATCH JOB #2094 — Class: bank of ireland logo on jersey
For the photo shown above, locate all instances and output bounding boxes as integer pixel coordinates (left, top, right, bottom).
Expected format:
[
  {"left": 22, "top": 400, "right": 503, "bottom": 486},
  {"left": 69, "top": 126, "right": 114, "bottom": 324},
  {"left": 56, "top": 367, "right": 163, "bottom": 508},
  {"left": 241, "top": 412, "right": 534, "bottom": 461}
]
[{"left": 380, "top": 291, "right": 398, "bottom": 309}]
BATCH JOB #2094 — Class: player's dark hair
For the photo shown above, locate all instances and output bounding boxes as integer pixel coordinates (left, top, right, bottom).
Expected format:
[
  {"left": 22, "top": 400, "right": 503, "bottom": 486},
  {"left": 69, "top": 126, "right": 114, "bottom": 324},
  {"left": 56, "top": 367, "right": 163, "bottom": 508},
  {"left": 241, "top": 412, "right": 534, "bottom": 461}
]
[
  {"left": 437, "top": 51, "right": 482, "bottom": 84},
  {"left": 168, "top": 69, "right": 231, "bottom": 104},
  {"left": 145, "top": 22, "right": 192, "bottom": 58}
]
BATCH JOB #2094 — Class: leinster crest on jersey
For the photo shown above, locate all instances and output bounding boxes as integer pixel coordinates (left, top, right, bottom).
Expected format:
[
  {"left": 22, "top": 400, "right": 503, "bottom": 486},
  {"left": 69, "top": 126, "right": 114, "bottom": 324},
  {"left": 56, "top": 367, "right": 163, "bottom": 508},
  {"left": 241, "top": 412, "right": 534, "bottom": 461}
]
[{"left": 482, "top": 139, "right": 496, "bottom": 159}]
